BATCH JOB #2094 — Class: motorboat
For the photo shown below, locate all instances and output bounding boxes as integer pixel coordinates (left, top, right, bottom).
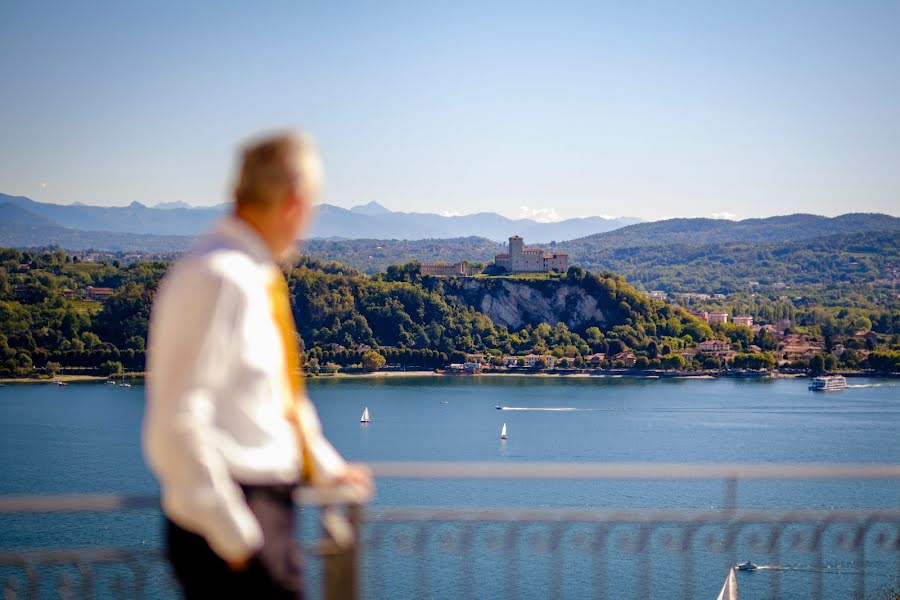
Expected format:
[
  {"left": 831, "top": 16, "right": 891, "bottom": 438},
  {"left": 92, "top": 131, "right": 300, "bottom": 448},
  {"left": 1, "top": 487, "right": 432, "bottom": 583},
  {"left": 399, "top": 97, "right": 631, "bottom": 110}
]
[
  {"left": 735, "top": 561, "right": 758, "bottom": 571},
  {"left": 809, "top": 375, "right": 847, "bottom": 391},
  {"left": 495, "top": 405, "right": 502, "bottom": 410}
]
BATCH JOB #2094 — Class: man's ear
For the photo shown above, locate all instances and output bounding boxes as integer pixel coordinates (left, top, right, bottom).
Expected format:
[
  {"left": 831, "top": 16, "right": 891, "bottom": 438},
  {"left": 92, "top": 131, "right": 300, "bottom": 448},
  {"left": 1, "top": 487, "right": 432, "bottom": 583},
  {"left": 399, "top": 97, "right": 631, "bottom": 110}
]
[{"left": 282, "top": 188, "right": 303, "bottom": 221}]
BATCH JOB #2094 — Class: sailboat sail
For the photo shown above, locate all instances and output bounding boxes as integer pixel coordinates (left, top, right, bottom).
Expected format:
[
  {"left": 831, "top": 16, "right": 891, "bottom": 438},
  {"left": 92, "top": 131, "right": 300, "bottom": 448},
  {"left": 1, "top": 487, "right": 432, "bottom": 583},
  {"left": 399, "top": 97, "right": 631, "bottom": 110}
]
[
  {"left": 361, "top": 407, "right": 370, "bottom": 423},
  {"left": 715, "top": 567, "right": 739, "bottom": 600},
  {"left": 500, "top": 423, "right": 507, "bottom": 439}
]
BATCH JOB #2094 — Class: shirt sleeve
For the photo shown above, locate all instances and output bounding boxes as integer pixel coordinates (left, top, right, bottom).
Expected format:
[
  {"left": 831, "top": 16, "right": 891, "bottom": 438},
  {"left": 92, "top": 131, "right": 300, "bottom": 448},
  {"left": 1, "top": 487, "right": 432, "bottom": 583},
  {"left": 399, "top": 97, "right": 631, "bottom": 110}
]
[
  {"left": 295, "top": 395, "right": 348, "bottom": 485},
  {"left": 143, "top": 263, "right": 263, "bottom": 562}
]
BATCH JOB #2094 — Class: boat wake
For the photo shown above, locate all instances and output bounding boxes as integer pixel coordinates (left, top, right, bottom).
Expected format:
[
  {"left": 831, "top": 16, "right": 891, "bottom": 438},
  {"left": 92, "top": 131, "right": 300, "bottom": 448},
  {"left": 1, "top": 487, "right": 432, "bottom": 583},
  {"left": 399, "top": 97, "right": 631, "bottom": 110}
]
[
  {"left": 745, "top": 564, "right": 862, "bottom": 575},
  {"left": 847, "top": 383, "right": 899, "bottom": 389},
  {"left": 495, "top": 407, "right": 621, "bottom": 411}
]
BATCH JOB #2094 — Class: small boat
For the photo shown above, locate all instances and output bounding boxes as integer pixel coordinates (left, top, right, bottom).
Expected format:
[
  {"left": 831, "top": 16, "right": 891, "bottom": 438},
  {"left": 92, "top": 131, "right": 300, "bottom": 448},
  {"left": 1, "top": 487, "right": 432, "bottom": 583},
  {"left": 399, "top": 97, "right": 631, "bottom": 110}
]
[
  {"left": 55, "top": 381, "right": 68, "bottom": 386},
  {"left": 500, "top": 423, "right": 507, "bottom": 440},
  {"left": 495, "top": 405, "right": 502, "bottom": 410},
  {"left": 735, "top": 561, "right": 758, "bottom": 571},
  {"left": 360, "top": 406, "right": 371, "bottom": 423},
  {"left": 106, "top": 380, "right": 117, "bottom": 385},
  {"left": 809, "top": 375, "right": 847, "bottom": 391},
  {"left": 120, "top": 373, "right": 131, "bottom": 388}
]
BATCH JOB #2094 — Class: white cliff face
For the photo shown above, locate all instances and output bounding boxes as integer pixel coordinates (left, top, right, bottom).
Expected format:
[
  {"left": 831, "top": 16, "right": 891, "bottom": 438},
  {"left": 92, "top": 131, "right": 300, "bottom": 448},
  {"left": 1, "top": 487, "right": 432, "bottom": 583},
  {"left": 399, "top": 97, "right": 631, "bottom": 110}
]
[{"left": 452, "top": 279, "right": 608, "bottom": 330}]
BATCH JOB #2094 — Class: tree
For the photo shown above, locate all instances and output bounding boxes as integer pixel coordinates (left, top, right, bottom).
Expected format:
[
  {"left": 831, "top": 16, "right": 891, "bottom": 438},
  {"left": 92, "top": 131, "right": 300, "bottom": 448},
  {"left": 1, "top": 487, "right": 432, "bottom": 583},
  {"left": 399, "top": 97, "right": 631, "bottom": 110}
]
[
  {"left": 323, "top": 361, "right": 341, "bottom": 374},
  {"left": 853, "top": 315, "right": 872, "bottom": 332},
  {"left": 125, "top": 335, "right": 145, "bottom": 351},
  {"left": 44, "top": 361, "right": 61, "bottom": 377},
  {"left": 660, "top": 354, "right": 686, "bottom": 370},
  {"left": 99, "top": 360, "right": 123, "bottom": 376},
  {"left": 703, "top": 357, "right": 721, "bottom": 370},
  {"left": 361, "top": 350, "right": 386, "bottom": 372},
  {"left": 80, "top": 332, "right": 101, "bottom": 350},
  {"left": 808, "top": 353, "right": 825, "bottom": 375},
  {"left": 305, "top": 357, "right": 321, "bottom": 375},
  {"left": 15, "top": 352, "right": 33, "bottom": 376},
  {"left": 731, "top": 352, "right": 776, "bottom": 370},
  {"left": 606, "top": 339, "right": 625, "bottom": 357},
  {"left": 753, "top": 329, "right": 778, "bottom": 351},
  {"left": 584, "top": 326, "right": 605, "bottom": 351}
]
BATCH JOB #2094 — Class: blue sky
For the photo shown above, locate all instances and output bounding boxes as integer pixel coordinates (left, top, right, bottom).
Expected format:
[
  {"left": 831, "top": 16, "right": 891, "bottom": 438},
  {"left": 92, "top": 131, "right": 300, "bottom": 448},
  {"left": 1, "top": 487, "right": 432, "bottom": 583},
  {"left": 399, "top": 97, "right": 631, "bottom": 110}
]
[{"left": 1, "top": 1, "right": 898, "bottom": 221}]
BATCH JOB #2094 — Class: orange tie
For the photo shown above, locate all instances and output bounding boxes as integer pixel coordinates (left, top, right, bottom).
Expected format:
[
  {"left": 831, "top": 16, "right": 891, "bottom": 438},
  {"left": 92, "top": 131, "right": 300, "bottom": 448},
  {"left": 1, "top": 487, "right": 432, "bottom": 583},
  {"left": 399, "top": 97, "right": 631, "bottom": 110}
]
[{"left": 268, "top": 274, "right": 314, "bottom": 482}]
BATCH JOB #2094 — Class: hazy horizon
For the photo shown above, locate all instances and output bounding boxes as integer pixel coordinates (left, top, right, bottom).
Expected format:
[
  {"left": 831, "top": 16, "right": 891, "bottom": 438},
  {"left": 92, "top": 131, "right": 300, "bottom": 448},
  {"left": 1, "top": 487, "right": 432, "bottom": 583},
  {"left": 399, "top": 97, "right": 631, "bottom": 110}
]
[
  {"left": 5, "top": 192, "right": 899, "bottom": 224},
  {"left": 2, "top": 2, "right": 898, "bottom": 222}
]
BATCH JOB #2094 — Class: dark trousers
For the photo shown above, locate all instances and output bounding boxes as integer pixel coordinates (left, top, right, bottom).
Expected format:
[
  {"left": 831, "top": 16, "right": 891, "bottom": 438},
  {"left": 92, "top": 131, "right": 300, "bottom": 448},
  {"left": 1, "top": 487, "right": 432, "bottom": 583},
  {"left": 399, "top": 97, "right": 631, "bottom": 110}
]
[{"left": 166, "top": 484, "right": 303, "bottom": 600}]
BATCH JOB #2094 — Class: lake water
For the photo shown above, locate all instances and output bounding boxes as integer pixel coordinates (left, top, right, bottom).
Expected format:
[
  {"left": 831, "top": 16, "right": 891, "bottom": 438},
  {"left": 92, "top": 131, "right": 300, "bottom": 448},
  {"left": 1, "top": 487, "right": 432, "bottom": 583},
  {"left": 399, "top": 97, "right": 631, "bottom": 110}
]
[{"left": 0, "top": 376, "right": 898, "bottom": 598}]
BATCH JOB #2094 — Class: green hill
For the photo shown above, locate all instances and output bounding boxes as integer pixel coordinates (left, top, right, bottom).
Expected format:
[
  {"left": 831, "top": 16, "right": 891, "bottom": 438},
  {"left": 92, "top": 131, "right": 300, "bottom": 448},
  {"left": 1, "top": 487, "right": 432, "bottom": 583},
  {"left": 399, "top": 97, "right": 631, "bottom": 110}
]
[
  {"left": 560, "top": 213, "right": 900, "bottom": 250},
  {"left": 556, "top": 231, "right": 900, "bottom": 295}
]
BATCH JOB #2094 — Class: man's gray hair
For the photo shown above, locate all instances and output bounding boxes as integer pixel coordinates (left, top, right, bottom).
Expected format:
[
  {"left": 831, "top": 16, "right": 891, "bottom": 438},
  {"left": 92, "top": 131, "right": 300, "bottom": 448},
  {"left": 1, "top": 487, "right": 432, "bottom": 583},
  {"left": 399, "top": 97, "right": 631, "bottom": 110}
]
[{"left": 234, "top": 131, "right": 322, "bottom": 208}]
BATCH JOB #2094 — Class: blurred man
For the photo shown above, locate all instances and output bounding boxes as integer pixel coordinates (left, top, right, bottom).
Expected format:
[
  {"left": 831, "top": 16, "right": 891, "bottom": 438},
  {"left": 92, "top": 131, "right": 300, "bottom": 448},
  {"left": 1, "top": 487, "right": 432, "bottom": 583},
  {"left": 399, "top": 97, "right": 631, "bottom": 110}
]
[{"left": 144, "top": 131, "right": 372, "bottom": 599}]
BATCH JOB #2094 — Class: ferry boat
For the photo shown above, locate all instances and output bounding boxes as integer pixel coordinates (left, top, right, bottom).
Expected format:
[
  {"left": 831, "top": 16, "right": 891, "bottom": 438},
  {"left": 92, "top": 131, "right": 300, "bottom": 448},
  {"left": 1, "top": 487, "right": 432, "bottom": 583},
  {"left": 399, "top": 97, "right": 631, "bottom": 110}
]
[{"left": 809, "top": 375, "right": 847, "bottom": 391}]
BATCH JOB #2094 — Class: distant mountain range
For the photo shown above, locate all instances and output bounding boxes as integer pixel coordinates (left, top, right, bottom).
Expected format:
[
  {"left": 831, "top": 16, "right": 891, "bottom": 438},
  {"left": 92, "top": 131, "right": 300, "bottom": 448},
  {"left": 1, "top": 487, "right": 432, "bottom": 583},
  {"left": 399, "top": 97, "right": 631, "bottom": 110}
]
[
  {"left": 287, "top": 213, "right": 900, "bottom": 281},
  {"left": 2, "top": 192, "right": 898, "bottom": 297},
  {"left": 0, "top": 194, "right": 639, "bottom": 243},
  {"left": 0, "top": 203, "right": 193, "bottom": 253}
]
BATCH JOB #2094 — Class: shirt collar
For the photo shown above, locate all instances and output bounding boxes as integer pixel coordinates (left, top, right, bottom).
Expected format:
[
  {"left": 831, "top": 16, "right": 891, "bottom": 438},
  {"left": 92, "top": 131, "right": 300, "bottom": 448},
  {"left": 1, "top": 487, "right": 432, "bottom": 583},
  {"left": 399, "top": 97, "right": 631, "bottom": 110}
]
[{"left": 213, "top": 214, "right": 278, "bottom": 266}]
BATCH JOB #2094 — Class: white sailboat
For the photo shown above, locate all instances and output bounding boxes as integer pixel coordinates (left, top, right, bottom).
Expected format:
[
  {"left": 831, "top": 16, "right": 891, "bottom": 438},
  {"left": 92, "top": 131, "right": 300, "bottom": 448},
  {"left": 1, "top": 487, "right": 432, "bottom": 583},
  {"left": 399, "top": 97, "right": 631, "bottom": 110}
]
[
  {"left": 360, "top": 406, "right": 371, "bottom": 423},
  {"left": 500, "top": 423, "right": 507, "bottom": 439}
]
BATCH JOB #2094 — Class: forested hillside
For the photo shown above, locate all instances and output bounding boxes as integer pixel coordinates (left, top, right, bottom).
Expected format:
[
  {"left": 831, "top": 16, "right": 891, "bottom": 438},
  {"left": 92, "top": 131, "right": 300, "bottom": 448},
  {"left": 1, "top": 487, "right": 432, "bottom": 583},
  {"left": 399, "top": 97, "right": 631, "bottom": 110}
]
[
  {"left": 2, "top": 248, "right": 897, "bottom": 378},
  {"left": 558, "top": 231, "right": 900, "bottom": 295},
  {"left": 0, "top": 249, "right": 708, "bottom": 376}
]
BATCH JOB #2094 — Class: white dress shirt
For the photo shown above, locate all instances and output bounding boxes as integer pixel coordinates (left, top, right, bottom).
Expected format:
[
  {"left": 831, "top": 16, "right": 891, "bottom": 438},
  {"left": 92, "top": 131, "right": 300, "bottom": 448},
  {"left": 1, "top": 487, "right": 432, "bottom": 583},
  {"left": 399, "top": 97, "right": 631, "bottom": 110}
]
[{"left": 143, "top": 215, "right": 347, "bottom": 562}]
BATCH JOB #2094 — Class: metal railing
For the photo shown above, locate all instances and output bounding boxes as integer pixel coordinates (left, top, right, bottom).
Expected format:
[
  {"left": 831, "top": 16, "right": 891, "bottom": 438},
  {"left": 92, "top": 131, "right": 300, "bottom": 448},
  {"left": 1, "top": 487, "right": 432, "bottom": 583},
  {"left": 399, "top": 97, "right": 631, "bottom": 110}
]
[{"left": 1, "top": 463, "right": 898, "bottom": 600}]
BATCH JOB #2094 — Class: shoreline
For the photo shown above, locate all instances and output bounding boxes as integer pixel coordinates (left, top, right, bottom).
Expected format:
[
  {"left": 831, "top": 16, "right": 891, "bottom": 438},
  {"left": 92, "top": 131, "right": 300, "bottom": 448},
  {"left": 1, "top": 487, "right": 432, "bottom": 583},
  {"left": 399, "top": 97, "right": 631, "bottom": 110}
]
[
  {"left": 0, "top": 373, "right": 141, "bottom": 384},
  {"left": 1, "top": 369, "right": 893, "bottom": 385}
]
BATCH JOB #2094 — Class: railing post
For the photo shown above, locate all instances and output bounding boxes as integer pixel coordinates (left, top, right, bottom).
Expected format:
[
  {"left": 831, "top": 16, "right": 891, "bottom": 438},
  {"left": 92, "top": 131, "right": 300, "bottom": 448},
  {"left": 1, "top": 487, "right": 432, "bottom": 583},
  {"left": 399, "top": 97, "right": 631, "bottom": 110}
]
[{"left": 322, "top": 504, "right": 361, "bottom": 600}]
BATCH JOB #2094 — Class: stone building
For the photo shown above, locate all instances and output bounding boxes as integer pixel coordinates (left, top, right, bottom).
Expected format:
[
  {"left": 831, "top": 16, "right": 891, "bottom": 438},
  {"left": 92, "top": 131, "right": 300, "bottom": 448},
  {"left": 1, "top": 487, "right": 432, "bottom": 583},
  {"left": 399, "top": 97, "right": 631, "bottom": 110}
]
[
  {"left": 494, "top": 236, "right": 568, "bottom": 273},
  {"left": 420, "top": 262, "right": 481, "bottom": 277}
]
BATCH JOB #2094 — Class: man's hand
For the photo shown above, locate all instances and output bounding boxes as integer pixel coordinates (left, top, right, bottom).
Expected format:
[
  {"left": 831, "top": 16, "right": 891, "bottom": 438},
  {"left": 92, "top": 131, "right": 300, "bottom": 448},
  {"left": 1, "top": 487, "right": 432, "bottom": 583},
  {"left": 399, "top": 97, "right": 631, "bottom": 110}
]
[{"left": 334, "top": 463, "right": 374, "bottom": 501}]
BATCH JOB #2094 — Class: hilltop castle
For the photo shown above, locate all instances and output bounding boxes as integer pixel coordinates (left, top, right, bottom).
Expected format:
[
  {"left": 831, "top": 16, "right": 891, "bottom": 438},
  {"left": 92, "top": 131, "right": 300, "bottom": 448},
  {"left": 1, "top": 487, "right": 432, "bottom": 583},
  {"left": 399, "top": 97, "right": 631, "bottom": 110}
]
[
  {"left": 494, "top": 236, "right": 568, "bottom": 273},
  {"left": 417, "top": 235, "right": 568, "bottom": 277}
]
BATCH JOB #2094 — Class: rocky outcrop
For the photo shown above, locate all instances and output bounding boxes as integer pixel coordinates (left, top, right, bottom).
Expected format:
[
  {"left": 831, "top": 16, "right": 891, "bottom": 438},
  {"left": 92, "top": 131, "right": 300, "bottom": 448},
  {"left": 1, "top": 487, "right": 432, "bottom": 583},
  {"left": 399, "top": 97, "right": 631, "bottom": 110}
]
[{"left": 446, "top": 278, "right": 609, "bottom": 331}]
